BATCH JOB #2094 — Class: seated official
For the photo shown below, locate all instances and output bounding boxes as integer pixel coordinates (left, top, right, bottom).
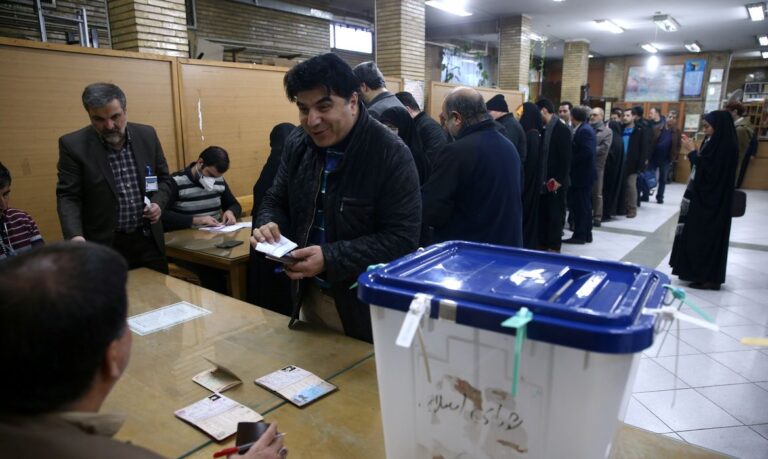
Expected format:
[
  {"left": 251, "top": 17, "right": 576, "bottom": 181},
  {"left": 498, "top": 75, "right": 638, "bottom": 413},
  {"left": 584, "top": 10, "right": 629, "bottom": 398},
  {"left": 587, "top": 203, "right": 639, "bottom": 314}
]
[
  {"left": 162, "top": 146, "right": 241, "bottom": 231},
  {"left": 0, "top": 161, "right": 44, "bottom": 260},
  {"left": 0, "top": 243, "right": 286, "bottom": 459}
]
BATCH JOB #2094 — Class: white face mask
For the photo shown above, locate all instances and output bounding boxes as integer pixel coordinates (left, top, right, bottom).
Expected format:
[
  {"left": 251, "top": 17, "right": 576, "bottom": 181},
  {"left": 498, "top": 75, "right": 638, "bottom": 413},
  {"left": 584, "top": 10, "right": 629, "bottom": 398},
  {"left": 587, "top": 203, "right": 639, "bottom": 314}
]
[{"left": 197, "top": 164, "right": 217, "bottom": 191}]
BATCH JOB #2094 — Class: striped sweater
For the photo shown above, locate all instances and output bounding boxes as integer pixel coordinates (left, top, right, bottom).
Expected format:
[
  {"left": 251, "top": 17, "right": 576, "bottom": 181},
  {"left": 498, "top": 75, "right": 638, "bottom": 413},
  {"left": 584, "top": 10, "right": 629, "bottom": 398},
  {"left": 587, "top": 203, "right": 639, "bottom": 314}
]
[
  {"left": 0, "top": 208, "right": 44, "bottom": 260},
  {"left": 162, "top": 165, "right": 241, "bottom": 231}
]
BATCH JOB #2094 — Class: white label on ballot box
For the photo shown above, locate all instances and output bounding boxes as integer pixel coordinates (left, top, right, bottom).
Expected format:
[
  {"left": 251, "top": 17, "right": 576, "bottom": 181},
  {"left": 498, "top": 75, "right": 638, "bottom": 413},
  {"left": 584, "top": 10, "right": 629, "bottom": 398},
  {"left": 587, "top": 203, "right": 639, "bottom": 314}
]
[
  {"left": 128, "top": 301, "right": 211, "bottom": 336},
  {"left": 174, "top": 393, "right": 263, "bottom": 441}
]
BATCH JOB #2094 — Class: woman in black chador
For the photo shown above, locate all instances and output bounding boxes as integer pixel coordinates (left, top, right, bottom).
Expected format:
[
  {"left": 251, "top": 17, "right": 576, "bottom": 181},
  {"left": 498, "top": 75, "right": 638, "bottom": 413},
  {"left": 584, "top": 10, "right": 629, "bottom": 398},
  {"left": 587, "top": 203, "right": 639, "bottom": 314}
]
[
  {"left": 670, "top": 110, "right": 738, "bottom": 290},
  {"left": 519, "top": 102, "right": 544, "bottom": 249}
]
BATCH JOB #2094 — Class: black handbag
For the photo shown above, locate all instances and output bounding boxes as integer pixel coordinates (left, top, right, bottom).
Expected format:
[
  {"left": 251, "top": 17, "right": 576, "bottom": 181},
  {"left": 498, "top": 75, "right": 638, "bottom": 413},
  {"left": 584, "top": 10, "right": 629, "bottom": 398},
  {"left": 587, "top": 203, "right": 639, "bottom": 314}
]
[{"left": 732, "top": 190, "right": 746, "bottom": 217}]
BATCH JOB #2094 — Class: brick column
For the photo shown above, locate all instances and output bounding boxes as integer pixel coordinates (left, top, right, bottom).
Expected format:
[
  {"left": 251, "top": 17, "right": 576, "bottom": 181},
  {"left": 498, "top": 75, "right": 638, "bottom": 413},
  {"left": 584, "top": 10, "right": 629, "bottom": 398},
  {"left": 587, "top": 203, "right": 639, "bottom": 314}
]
[
  {"left": 560, "top": 39, "right": 590, "bottom": 105},
  {"left": 376, "top": 0, "right": 425, "bottom": 104},
  {"left": 498, "top": 15, "right": 532, "bottom": 92},
  {"left": 109, "top": 0, "right": 189, "bottom": 57},
  {"left": 602, "top": 57, "right": 626, "bottom": 99}
]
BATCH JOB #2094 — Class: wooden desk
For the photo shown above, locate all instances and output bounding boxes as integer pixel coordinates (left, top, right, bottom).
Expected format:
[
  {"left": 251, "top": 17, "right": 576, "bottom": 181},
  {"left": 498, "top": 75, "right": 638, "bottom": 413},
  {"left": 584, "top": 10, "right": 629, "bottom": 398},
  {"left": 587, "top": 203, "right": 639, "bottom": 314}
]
[
  {"left": 188, "top": 357, "right": 728, "bottom": 459},
  {"left": 103, "top": 269, "right": 373, "bottom": 459},
  {"left": 164, "top": 224, "right": 252, "bottom": 299}
]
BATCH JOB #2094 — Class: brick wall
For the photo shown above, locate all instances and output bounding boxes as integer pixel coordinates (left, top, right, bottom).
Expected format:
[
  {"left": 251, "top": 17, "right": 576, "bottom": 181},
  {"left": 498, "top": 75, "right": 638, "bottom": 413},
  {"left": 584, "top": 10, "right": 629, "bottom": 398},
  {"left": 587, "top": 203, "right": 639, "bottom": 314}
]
[
  {"left": 192, "top": 0, "right": 329, "bottom": 63},
  {"left": 333, "top": 48, "right": 372, "bottom": 68},
  {"left": 0, "top": 0, "right": 110, "bottom": 47},
  {"left": 375, "top": 0, "right": 425, "bottom": 81},
  {"left": 109, "top": 0, "right": 188, "bottom": 57},
  {"left": 498, "top": 15, "right": 531, "bottom": 91},
  {"left": 560, "top": 40, "right": 589, "bottom": 105}
]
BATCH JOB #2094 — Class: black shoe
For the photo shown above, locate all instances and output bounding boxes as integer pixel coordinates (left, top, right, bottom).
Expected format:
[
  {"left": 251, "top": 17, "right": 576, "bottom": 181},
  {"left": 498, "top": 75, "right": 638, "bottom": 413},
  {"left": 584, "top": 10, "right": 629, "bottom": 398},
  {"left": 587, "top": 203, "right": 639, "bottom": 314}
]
[
  {"left": 656, "top": 199, "right": 664, "bottom": 204},
  {"left": 602, "top": 216, "right": 613, "bottom": 222},
  {"left": 593, "top": 219, "right": 601, "bottom": 227},
  {"left": 586, "top": 234, "right": 593, "bottom": 243},
  {"left": 640, "top": 197, "right": 650, "bottom": 202},
  {"left": 562, "top": 237, "right": 586, "bottom": 245}
]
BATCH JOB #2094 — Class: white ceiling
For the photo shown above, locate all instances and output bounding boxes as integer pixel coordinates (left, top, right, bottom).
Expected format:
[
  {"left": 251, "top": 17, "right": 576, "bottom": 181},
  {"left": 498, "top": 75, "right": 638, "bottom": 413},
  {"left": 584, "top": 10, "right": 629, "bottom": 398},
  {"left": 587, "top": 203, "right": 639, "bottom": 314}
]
[{"left": 321, "top": 0, "right": 768, "bottom": 59}]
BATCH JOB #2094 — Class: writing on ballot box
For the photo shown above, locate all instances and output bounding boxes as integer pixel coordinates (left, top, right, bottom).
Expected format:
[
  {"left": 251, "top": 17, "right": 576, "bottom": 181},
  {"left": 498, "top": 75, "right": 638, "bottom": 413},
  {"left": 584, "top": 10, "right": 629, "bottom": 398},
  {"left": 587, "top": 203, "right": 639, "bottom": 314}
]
[{"left": 358, "top": 241, "right": 669, "bottom": 459}]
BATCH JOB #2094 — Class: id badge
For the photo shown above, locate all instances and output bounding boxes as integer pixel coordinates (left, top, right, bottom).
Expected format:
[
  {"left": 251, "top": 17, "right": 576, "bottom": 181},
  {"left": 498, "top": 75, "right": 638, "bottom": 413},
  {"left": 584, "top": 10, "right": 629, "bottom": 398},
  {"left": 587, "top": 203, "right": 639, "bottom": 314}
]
[{"left": 145, "top": 166, "right": 158, "bottom": 192}]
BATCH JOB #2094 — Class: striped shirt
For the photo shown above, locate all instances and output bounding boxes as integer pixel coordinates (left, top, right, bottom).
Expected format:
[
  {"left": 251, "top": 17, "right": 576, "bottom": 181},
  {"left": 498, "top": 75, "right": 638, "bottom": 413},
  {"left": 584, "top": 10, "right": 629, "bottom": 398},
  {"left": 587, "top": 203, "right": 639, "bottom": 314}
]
[
  {"left": 168, "top": 170, "right": 227, "bottom": 219},
  {"left": 0, "top": 208, "right": 44, "bottom": 260}
]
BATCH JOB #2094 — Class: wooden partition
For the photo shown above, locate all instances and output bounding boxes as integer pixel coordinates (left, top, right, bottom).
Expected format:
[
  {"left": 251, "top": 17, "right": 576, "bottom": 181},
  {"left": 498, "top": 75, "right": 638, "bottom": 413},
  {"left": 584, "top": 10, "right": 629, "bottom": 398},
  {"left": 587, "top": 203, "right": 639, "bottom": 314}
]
[
  {"left": 427, "top": 81, "right": 525, "bottom": 121},
  {"left": 0, "top": 38, "right": 182, "bottom": 242},
  {"left": 384, "top": 77, "right": 403, "bottom": 93},
  {"left": 177, "top": 60, "right": 297, "bottom": 201}
]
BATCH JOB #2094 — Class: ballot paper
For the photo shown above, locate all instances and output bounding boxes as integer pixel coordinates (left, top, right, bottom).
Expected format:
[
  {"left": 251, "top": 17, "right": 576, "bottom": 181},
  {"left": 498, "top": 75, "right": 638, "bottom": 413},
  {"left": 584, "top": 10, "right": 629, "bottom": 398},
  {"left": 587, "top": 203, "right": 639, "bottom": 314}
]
[
  {"left": 192, "top": 358, "right": 242, "bottom": 393},
  {"left": 199, "top": 222, "right": 251, "bottom": 233},
  {"left": 254, "top": 235, "right": 297, "bottom": 258},
  {"left": 174, "top": 393, "right": 263, "bottom": 441},
  {"left": 128, "top": 301, "right": 211, "bottom": 336},
  {"left": 255, "top": 365, "right": 337, "bottom": 407}
]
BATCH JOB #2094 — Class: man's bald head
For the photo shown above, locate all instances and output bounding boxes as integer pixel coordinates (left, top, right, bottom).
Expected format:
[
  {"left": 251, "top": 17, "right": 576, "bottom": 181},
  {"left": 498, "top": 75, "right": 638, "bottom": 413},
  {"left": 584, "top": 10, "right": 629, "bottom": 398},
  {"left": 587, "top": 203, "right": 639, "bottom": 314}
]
[{"left": 440, "top": 87, "right": 491, "bottom": 137}]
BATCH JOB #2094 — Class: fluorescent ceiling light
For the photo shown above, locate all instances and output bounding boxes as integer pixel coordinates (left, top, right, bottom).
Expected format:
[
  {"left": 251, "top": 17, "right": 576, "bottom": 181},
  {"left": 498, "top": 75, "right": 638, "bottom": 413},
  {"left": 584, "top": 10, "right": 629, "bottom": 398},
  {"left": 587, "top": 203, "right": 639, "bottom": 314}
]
[
  {"left": 758, "top": 35, "right": 768, "bottom": 46},
  {"left": 641, "top": 43, "right": 658, "bottom": 53},
  {"left": 588, "top": 54, "right": 594, "bottom": 58},
  {"left": 653, "top": 14, "right": 681, "bottom": 32},
  {"left": 425, "top": 0, "right": 472, "bottom": 16},
  {"left": 685, "top": 41, "right": 702, "bottom": 53},
  {"left": 527, "top": 32, "right": 546, "bottom": 42},
  {"left": 746, "top": 2, "right": 766, "bottom": 21},
  {"left": 594, "top": 19, "right": 625, "bottom": 34},
  {"left": 647, "top": 55, "right": 660, "bottom": 70}
]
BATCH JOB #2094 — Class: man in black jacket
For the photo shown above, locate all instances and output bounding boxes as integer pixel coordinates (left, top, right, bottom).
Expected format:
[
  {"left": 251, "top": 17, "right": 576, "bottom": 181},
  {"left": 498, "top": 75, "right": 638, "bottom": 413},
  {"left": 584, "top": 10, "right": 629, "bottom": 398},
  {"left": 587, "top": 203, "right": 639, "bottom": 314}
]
[
  {"left": 486, "top": 94, "right": 526, "bottom": 163},
  {"left": 563, "top": 106, "right": 596, "bottom": 244},
  {"left": 421, "top": 87, "right": 523, "bottom": 247},
  {"left": 536, "top": 98, "right": 572, "bottom": 253},
  {"left": 395, "top": 91, "right": 448, "bottom": 168},
  {"left": 352, "top": 61, "right": 405, "bottom": 120},
  {"left": 621, "top": 107, "right": 651, "bottom": 218},
  {"left": 251, "top": 54, "right": 421, "bottom": 342}
]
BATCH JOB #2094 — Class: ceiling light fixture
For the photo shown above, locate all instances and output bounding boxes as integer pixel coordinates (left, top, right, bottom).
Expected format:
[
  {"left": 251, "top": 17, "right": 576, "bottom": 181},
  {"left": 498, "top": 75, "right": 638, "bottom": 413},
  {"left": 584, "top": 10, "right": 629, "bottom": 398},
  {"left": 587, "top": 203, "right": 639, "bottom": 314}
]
[
  {"left": 641, "top": 43, "right": 658, "bottom": 53},
  {"left": 763, "top": 51, "right": 768, "bottom": 59},
  {"left": 425, "top": 0, "right": 472, "bottom": 17},
  {"left": 594, "top": 19, "right": 625, "bottom": 34},
  {"left": 684, "top": 41, "right": 702, "bottom": 53},
  {"left": 653, "top": 14, "right": 681, "bottom": 32},
  {"left": 588, "top": 54, "right": 594, "bottom": 58},
  {"left": 758, "top": 35, "right": 768, "bottom": 46},
  {"left": 647, "top": 55, "right": 660, "bottom": 70},
  {"left": 746, "top": 2, "right": 766, "bottom": 21}
]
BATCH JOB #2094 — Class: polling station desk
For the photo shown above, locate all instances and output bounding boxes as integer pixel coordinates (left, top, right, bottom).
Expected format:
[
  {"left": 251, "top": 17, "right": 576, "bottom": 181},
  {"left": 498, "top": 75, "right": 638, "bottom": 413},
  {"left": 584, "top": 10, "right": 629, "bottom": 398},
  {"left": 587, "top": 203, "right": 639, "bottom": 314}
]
[
  {"left": 186, "top": 356, "right": 729, "bottom": 459},
  {"left": 164, "top": 223, "right": 251, "bottom": 299},
  {"left": 101, "top": 268, "right": 374, "bottom": 458}
]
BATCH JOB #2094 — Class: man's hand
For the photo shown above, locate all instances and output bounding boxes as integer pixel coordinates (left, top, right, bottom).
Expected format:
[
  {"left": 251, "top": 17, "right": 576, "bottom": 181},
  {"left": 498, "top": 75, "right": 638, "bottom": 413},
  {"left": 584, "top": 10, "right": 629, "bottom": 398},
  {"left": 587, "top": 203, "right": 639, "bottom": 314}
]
[
  {"left": 193, "top": 215, "right": 222, "bottom": 227},
  {"left": 250, "top": 222, "right": 281, "bottom": 246},
  {"left": 71, "top": 236, "right": 86, "bottom": 242},
  {"left": 221, "top": 210, "right": 237, "bottom": 226},
  {"left": 283, "top": 245, "right": 325, "bottom": 280},
  {"left": 234, "top": 423, "right": 286, "bottom": 459},
  {"left": 143, "top": 203, "right": 162, "bottom": 224}
]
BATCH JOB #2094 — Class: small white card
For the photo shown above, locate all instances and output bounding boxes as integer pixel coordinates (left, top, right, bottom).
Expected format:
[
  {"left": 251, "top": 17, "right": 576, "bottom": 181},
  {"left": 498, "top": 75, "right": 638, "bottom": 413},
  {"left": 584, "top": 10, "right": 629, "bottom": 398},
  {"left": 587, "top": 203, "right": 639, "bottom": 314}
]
[
  {"left": 192, "top": 358, "right": 242, "bottom": 393},
  {"left": 128, "top": 301, "right": 211, "bottom": 336},
  {"left": 255, "top": 236, "right": 297, "bottom": 258},
  {"left": 199, "top": 222, "right": 251, "bottom": 233},
  {"left": 174, "top": 393, "right": 262, "bottom": 441},
  {"left": 255, "top": 365, "right": 336, "bottom": 407}
]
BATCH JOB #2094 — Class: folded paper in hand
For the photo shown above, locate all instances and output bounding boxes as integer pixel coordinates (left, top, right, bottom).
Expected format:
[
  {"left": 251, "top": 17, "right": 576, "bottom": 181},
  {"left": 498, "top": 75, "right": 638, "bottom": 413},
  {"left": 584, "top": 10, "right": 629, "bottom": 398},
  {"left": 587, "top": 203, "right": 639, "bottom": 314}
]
[{"left": 255, "top": 236, "right": 297, "bottom": 258}]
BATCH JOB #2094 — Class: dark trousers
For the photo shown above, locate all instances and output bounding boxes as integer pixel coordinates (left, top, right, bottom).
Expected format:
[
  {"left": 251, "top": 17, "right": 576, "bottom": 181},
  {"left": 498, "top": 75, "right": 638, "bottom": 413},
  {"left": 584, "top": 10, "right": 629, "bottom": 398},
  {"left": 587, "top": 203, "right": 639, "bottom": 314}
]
[
  {"left": 538, "top": 189, "right": 567, "bottom": 251},
  {"left": 650, "top": 160, "right": 670, "bottom": 202},
  {"left": 569, "top": 186, "right": 593, "bottom": 241},
  {"left": 112, "top": 231, "right": 168, "bottom": 274}
]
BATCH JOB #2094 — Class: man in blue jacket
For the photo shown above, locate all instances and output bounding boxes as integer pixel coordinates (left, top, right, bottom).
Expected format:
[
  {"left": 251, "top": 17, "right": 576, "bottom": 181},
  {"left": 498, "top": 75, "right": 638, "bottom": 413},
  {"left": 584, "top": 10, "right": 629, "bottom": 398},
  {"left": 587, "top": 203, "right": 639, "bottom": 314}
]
[
  {"left": 421, "top": 87, "right": 523, "bottom": 247},
  {"left": 564, "top": 106, "right": 597, "bottom": 244}
]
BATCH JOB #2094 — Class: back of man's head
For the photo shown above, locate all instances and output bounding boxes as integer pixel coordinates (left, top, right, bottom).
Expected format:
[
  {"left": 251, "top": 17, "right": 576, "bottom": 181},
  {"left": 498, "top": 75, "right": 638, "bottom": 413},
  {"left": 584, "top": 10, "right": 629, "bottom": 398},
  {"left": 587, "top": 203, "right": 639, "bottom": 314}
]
[
  {"left": 724, "top": 101, "right": 746, "bottom": 117},
  {"left": 199, "top": 146, "right": 230, "bottom": 173},
  {"left": 0, "top": 242, "right": 129, "bottom": 415},
  {"left": 445, "top": 87, "right": 490, "bottom": 127},
  {"left": 82, "top": 82, "right": 126, "bottom": 111},
  {"left": 284, "top": 53, "right": 359, "bottom": 102},
  {"left": 631, "top": 105, "right": 644, "bottom": 119},
  {"left": 571, "top": 105, "right": 591, "bottom": 124},
  {"left": 535, "top": 98, "right": 556, "bottom": 116},
  {"left": 0, "top": 161, "right": 10, "bottom": 189},
  {"left": 352, "top": 61, "right": 386, "bottom": 90},
  {"left": 395, "top": 91, "right": 420, "bottom": 112}
]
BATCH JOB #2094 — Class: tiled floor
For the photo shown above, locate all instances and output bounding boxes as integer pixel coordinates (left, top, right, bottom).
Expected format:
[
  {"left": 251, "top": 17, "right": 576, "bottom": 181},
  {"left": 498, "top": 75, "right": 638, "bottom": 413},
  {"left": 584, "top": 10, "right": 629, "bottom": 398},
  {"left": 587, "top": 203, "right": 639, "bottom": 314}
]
[{"left": 561, "top": 183, "right": 768, "bottom": 459}]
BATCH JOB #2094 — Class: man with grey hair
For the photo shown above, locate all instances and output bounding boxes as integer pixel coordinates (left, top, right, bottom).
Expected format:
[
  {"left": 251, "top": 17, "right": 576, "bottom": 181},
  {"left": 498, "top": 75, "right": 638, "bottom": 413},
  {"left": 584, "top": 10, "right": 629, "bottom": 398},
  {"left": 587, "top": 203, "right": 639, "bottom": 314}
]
[
  {"left": 421, "top": 87, "right": 522, "bottom": 247},
  {"left": 588, "top": 107, "right": 613, "bottom": 226},
  {"left": 56, "top": 83, "right": 173, "bottom": 272},
  {"left": 352, "top": 61, "right": 404, "bottom": 119}
]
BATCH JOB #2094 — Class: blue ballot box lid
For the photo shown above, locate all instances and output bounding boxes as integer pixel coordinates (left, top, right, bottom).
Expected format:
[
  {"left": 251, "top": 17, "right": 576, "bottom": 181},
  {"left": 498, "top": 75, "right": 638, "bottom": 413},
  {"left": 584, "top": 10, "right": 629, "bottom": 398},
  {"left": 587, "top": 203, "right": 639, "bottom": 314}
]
[{"left": 358, "top": 241, "right": 670, "bottom": 354}]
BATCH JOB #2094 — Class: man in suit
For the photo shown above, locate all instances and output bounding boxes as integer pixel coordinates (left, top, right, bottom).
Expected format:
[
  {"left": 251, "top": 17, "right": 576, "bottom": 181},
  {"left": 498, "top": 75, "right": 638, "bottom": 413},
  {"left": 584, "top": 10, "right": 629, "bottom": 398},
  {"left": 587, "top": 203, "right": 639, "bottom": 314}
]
[
  {"left": 57, "top": 83, "right": 173, "bottom": 272},
  {"left": 563, "top": 106, "right": 597, "bottom": 244}
]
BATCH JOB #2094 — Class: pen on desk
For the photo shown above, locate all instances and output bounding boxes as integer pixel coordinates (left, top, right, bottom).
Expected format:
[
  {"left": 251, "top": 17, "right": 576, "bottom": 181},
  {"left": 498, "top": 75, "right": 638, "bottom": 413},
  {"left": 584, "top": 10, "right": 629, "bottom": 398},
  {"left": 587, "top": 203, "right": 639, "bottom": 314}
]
[{"left": 212, "top": 433, "right": 287, "bottom": 458}]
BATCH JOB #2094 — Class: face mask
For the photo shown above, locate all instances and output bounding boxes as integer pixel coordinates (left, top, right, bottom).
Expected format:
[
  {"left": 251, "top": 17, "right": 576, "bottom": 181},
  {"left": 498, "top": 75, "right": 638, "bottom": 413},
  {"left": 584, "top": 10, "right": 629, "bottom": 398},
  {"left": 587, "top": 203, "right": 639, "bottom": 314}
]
[{"left": 197, "top": 165, "right": 217, "bottom": 191}]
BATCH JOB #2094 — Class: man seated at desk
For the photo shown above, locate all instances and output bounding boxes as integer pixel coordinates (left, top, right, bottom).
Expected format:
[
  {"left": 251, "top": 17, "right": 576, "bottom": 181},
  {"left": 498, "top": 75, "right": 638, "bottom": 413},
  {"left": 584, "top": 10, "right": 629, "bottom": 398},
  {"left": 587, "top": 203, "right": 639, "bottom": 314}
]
[
  {"left": 0, "top": 243, "right": 286, "bottom": 459},
  {"left": 162, "top": 146, "right": 241, "bottom": 231}
]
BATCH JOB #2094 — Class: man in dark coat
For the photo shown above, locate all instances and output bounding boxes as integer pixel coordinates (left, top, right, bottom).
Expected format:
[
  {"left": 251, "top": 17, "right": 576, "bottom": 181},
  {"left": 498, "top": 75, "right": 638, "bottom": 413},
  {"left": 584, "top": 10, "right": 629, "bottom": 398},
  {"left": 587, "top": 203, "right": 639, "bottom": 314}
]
[
  {"left": 535, "top": 98, "right": 572, "bottom": 253},
  {"left": 396, "top": 91, "right": 448, "bottom": 168},
  {"left": 57, "top": 83, "right": 173, "bottom": 273},
  {"left": 421, "top": 87, "right": 523, "bottom": 247},
  {"left": 563, "top": 106, "right": 597, "bottom": 244},
  {"left": 251, "top": 54, "right": 421, "bottom": 343},
  {"left": 486, "top": 94, "right": 527, "bottom": 163},
  {"left": 621, "top": 106, "right": 651, "bottom": 218},
  {"left": 352, "top": 61, "right": 405, "bottom": 120}
]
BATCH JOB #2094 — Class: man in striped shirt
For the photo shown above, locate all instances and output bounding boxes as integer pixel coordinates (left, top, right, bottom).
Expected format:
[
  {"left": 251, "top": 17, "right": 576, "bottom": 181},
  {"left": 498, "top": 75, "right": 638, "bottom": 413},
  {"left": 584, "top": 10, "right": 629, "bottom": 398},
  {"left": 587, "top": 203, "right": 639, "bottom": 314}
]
[{"left": 0, "top": 162, "right": 44, "bottom": 260}]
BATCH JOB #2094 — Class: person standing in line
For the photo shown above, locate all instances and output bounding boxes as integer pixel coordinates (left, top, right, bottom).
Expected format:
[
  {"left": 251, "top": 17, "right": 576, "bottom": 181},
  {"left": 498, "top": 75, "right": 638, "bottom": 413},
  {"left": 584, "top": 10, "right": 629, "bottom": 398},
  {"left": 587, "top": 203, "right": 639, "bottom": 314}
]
[{"left": 589, "top": 108, "right": 613, "bottom": 227}]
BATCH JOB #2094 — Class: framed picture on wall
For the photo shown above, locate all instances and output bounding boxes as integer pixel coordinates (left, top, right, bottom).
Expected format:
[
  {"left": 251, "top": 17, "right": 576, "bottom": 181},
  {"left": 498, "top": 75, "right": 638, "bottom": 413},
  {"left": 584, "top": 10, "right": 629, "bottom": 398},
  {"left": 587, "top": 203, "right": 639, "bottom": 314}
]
[
  {"left": 709, "top": 69, "right": 724, "bottom": 83},
  {"left": 625, "top": 65, "right": 684, "bottom": 102},
  {"left": 682, "top": 58, "right": 707, "bottom": 97}
]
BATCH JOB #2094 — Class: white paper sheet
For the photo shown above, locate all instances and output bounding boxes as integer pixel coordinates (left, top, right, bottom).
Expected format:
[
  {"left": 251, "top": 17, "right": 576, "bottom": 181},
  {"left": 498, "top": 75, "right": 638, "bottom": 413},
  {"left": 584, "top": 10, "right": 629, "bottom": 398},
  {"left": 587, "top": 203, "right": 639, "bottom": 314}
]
[
  {"left": 255, "top": 236, "right": 297, "bottom": 258},
  {"left": 198, "top": 222, "right": 251, "bottom": 233},
  {"left": 128, "top": 301, "right": 211, "bottom": 336}
]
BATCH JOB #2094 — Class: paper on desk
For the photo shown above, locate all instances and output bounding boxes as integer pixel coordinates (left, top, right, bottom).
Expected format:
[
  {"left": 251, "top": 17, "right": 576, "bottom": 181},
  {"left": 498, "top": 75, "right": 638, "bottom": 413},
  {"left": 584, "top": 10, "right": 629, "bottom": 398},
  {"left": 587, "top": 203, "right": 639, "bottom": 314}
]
[
  {"left": 255, "top": 365, "right": 337, "bottom": 407},
  {"left": 254, "top": 235, "right": 297, "bottom": 258},
  {"left": 128, "top": 301, "right": 211, "bottom": 336},
  {"left": 192, "top": 358, "right": 242, "bottom": 393},
  {"left": 199, "top": 222, "right": 251, "bottom": 233},
  {"left": 174, "top": 393, "right": 263, "bottom": 441}
]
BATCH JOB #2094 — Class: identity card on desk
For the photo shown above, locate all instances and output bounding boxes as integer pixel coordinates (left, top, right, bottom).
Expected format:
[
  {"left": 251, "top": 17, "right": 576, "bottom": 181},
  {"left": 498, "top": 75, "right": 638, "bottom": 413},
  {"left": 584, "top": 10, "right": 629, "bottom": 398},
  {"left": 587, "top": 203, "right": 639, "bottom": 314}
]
[
  {"left": 128, "top": 301, "right": 211, "bottom": 336},
  {"left": 192, "top": 358, "right": 243, "bottom": 393},
  {"left": 175, "top": 393, "right": 262, "bottom": 441},
  {"left": 255, "top": 365, "right": 336, "bottom": 407}
]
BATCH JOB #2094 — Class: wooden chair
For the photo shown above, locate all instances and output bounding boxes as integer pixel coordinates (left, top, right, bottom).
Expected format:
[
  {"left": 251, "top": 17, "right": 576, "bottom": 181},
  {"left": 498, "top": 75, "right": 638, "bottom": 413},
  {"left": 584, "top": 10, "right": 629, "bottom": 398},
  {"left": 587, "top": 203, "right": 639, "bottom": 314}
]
[{"left": 237, "top": 194, "right": 254, "bottom": 217}]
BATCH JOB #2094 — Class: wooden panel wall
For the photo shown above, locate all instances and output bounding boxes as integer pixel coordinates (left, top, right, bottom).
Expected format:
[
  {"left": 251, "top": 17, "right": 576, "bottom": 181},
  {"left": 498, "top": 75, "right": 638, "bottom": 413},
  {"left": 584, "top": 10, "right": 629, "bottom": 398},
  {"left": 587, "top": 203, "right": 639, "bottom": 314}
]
[
  {"left": 384, "top": 77, "right": 403, "bottom": 93},
  {"left": 0, "top": 38, "right": 181, "bottom": 242},
  {"left": 427, "top": 81, "right": 524, "bottom": 120}
]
